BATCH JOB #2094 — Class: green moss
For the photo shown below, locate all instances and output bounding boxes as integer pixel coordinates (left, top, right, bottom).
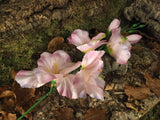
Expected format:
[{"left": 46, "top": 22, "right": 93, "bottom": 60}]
[{"left": 0, "top": 0, "right": 132, "bottom": 86}]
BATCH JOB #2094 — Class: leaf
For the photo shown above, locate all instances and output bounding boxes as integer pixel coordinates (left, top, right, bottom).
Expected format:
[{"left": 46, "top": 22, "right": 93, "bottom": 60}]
[
  {"left": 0, "top": 90, "right": 16, "bottom": 111},
  {"left": 125, "top": 102, "right": 138, "bottom": 112},
  {"left": 144, "top": 73, "right": 160, "bottom": 97},
  {"left": 11, "top": 70, "right": 17, "bottom": 80},
  {"left": 105, "top": 84, "right": 114, "bottom": 91},
  {"left": 151, "top": 60, "right": 160, "bottom": 73},
  {"left": 12, "top": 81, "right": 36, "bottom": 120},
  {"left": 12, "top": 81, "right": 35, "bottom": 107},
  {"left": 47, "top": 37, "right": 64, "bottom": 52},
  {"left": 84, "top": 108, "right": 107, "bottom": 120},
  {"left": 0, "top": 111, "right": 17, "bottom": 120},
  {"left": 124, "top": 85, "right": 152, "bottom": 100},
  {"left": 54, "top": 108, "right": 75, "bottom": 120}
]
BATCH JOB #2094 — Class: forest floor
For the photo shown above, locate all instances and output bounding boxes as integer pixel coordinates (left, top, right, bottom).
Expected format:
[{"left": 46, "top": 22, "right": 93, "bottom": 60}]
[{"left": 0, "top": 31, "right": 160, "bottom": 120}]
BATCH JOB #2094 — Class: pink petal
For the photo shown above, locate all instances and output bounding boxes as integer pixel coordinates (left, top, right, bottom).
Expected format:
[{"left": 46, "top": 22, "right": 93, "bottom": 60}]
[
  {"left": 109, "top": 28, "right": 122, "bottom": 43},
  {"left": 81, "top": 50, "right": 105, "bottom": 68},
  {"left": 91, "top": 33, "right": 106, "bottom": 41},
  {"left": 86, "top": 76, "right": 105, "bottom": 100},
  {"left": 73, "top": 70, "right": 87, "bottom": 98},
  {"left": 15, "top": 68, "right": 54, "bottom": 88},
  {"left": 127, "top": 34, "right": 142, "bottom": 44},
  {"left": 38, "top": 50, "right": 71, "bottom": 74},
  {"left": 108, "top": 19, "right": 120, "bottom": 31},
  {"left": 56, "top": 74, "right": 79, "bottom": 99},
  {"left": 77, "top": 40, "right": 107, "bottom": 53},
  {"left": 85, "top": 59, "right": 104, "bottom": 75},
  {"left": 123, "top": 41, "right": 131, "bottom": 51},
  {"left": 74, "top": 70, "right": 105, "bottom": 100},
  {"left": 60, "top": 61, "right": 81, "bottom": 75},
  {"left": 116, "top": 45, "right": 131, "bottom": 64},
  {"left": 68, "top": 29, "right": 90, "bottom": 46}
]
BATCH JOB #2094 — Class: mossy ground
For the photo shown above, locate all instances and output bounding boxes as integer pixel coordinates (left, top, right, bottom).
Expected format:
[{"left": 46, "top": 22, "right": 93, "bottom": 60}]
[{"left": 0, "top": 0, "right": 159, "bottom": 119}]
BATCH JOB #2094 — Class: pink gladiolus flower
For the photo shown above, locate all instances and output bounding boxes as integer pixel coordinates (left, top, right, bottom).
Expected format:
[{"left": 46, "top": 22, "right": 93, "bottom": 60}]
[
  {"left": 107, "top": 28, "right": 142, "bottom": 64},
  {"left": 68, "top": 29, "right": 107, "bottom": 53},
  {"left": 15, "top": 50, "right": 81, "bottom": 99},
  {"left": 74, "top": 50, "right": 105, "bottom": 100},
  {"left": 108, "top": 19, "right": 120, "bottom": 31}
]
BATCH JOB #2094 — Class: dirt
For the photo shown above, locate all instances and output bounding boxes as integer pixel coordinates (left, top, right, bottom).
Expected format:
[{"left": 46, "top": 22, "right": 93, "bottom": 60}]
[
  {"left": 0, "top": 31, "right": 160, "bottom": 120},
  {"left": 31, "top": 33, "right": 160, "bottom": 120}
]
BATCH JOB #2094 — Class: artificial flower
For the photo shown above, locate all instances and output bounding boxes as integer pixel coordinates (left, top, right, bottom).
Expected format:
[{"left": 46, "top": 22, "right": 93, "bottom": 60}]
[
  {"left": 108, "top": 18, "right": 120, "bottom": 31},
  {"left": 68, "top": 29, "right": 106, "bottom": 53},
  {"left": 15, "top": 50, "right": 81, "bottom": 99},
  {"left": 107, "top": 28, "right": 142, "bottom": 64},
  {"left": 73, "top": 50, "right": 105, "bottom": 100}
]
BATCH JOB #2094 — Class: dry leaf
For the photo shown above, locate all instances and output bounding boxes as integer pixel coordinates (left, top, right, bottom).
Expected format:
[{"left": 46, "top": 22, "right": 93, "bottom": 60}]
[
  {"left": 12, "top": 81, "right": 36, "bottom": 120},
  {"left": 0, "top": 111, "right": 17, "bottom": 120},
  {"left": 0, "top": 90, "right": 16, "bottom": 111},
  {"left": 0, "top": 86, "right": 11, "bottom": 93},
  {"left": 0, "top": 90, "right": 16, "bottom": 99},
  {"left": 47, "top": 36, "right": 64, "bottom": 52},
  {"left": 84, "top": 108, "right": 107, "bottom": 120},
  {"left": 105, "top": 84, "right": 114, "bottom": 91},
  {"left": 151, "top": 60, "right": 160, "bottom": 73},
  {"left": 144, "top": 73, "right": 160, "bottom": 97},
  {"left": 11, "top": 70, "right": 17, "bottom": 80},
  {"left": 55, "top": 108, "right": 75, "bottom": 120},
  {"left": 124, "top": 85, "right": 152, "bottom": 100},
  {"left": 12, "top": 81, "right": 35, "bottom": 106},
  {"left": 125, "top": 102, "right": 138, "bottom": 112}
]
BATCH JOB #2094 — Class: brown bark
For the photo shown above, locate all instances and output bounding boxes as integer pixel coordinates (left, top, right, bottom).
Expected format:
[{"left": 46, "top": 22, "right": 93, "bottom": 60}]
[
  {"left": 0, "top": 0, "right": 109, "bottom": 38},
  {"left": 124, "top": 0, "right": 160, "bottom": 41}
]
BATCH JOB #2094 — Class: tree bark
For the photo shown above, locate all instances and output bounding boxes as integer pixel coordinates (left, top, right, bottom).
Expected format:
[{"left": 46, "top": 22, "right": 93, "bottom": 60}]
[{"left": 0, "top": 0, "right": 131, "bottom": 38}]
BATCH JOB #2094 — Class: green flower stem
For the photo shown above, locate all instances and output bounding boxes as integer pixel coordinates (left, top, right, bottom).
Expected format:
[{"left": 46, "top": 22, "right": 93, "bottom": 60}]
[{"left": 17, "top": 80, "right": 56, "bottom": 120}]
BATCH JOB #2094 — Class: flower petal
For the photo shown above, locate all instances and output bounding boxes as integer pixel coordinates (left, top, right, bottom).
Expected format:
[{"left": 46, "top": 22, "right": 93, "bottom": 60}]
[
  {"left": 91, "top": 33, "right": 106, "bottom": 41},
  {"left": 15, "top": 68, "right": 54, "bottom": 88},
  {"left": 127, "top": 34, "right": 142, "bottom": 44},
  {"left": 60, "top": 61, "right": 81, "bottom": 75},
  {"left": 37, "top": 50, "right": 71, "bottom": 74},
  {"left": 108, "top": 19, "right": 120, "bottom": 31},
  {"left": 56, "top": 74, "right": 79, "bottom": 99},
  {"left": 77, "top": 40, "right": 107, "bottom": 53},
  {"left": 86, "top": 76, "right": 105, "bottom": 100},
  {"left": 74, "top": 70, "right": 105, "bottom": 100},
  {"left": 116, "top": 45, "right": 131, "bottom": 64},
  {"left": 73, "top": 70, "right": 87, "bottom": 98},
  {"left": 68, "top": 29, "right": 90, "bottom": 46},
  {"left": 81, "top": 50, "right": 105, "bottom": 68}
]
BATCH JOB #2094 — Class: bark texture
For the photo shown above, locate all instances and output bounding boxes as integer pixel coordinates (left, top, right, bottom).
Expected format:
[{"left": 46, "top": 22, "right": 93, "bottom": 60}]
[
  {"left": 0, "top": 0, "right": 114, "bottom": 38},
  {"left": 124, "top": 0, "right": 160, "bottom": 40}
]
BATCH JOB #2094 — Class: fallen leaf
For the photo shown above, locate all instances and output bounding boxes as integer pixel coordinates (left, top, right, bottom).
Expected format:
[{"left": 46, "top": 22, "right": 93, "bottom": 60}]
[
  {"left": 84, "top": 108, "right": 107, "bottom": 120},
  {"left": 47, "top": 36, "right": 64, "bottom": 52},
  {"left": 11, "top": 70, "right": 17, "bottom": 80},
  {"left": 105, "top": 84, "right": 114, "bottom": 91},
  {"left": 144, "top": 73, "right": 160, "bottom": 97},
  {"left": 12, "top": 81, "right": 36, "bottom": 120},
  {"left": 0, "top": 86, "right": 11, "bottom": 93},
  {"left": 15, "top": 105, "right": 33, "bottom": 120},
  {"left": 0, "top": 111, "right": 17, "bottom": 120},
  {"left": 54, "top": 108, "right": 75, "bottom": 120},
  {"left": 12, "top": 81, "right": 35, "bottom": 107},
  {"left": 0, "top": 90, "right": 16, "bottom": 111},
  {"left": 151, "top": 60, "right": 160, "bottom": 73},
  {"left": 0, "top": 90, "right": 16, "bottom": 99},
  {"left": 124, "top": 85, "right": 152, "bottom": 100},
  {"left": 125, "top": 102, "right": 138, "bottom": 112}
]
